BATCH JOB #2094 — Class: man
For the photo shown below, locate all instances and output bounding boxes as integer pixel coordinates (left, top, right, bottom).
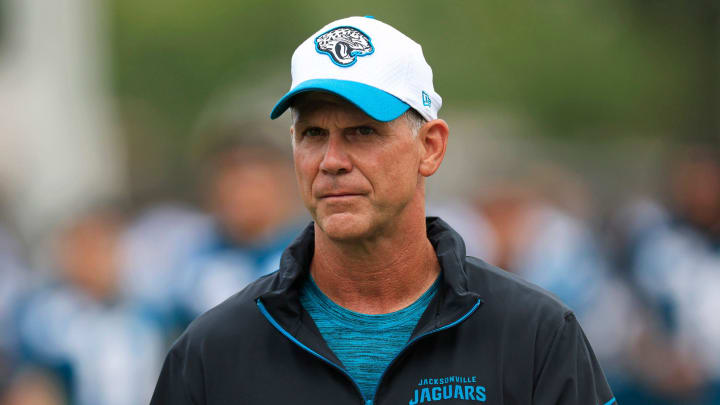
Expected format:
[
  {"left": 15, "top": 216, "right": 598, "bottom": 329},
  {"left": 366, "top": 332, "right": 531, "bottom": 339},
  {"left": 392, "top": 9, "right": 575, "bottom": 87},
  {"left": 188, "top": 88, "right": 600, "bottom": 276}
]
[
  {"left": 151, "top": 16, "right": 615, "bottom": 405},
  {"left": 15, "top": 208, "right": 165, "bottom": 405},
  {"left": 170, "top": 134, "right": 305, "bottom": 325},
  {"left": 625, "top": 147, "right": 720, "bottom": 404}
]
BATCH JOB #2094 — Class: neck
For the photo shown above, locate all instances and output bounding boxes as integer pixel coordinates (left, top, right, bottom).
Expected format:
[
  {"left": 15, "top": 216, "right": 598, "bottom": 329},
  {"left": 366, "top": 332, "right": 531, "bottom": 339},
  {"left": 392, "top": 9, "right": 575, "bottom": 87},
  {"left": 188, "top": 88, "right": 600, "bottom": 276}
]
[{"left": 310, "top": 205, "right": 440, "bottom": 315}]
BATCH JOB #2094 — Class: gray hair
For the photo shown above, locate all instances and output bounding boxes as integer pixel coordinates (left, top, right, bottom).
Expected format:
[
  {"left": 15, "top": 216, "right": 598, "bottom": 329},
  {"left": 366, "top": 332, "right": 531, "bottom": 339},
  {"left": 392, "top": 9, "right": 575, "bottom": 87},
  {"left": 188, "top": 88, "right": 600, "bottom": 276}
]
[{"left": 402, "top": 108, "right": 427, "bottom": 137}]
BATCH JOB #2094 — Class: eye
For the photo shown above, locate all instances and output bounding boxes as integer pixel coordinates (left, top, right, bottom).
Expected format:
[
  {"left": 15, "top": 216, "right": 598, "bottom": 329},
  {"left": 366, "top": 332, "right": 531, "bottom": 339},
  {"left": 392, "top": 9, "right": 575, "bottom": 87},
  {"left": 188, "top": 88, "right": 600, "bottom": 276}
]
[
  {"left": 354, "top": 126, "right": 375, "bottom": 136},
  {"left": 302, "top": 127, "right": 326, "bottom": 137}
]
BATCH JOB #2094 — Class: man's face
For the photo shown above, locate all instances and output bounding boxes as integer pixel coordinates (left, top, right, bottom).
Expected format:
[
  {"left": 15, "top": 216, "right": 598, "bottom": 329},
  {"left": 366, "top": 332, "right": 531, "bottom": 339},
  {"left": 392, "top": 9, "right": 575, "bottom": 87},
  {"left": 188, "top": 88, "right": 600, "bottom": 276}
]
[{"left": 291, "top": 93, "right": 423, "bottom": 241}]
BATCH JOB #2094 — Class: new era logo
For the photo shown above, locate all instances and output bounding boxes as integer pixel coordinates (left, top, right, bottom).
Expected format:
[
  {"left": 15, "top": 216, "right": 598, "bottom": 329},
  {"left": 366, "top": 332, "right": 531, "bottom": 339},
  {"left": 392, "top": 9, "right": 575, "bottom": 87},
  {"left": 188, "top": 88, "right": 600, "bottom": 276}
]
[{"left": 422, "top": 91, "right": 431, "bottom": 107}]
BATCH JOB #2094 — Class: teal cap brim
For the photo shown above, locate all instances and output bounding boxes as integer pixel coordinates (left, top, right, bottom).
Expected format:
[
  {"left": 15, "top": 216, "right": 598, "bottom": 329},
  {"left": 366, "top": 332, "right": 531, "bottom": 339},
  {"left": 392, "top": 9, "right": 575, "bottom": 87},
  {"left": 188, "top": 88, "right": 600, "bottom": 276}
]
[{"left": 270, "top": 79, "right": 410, "bottom": 122}]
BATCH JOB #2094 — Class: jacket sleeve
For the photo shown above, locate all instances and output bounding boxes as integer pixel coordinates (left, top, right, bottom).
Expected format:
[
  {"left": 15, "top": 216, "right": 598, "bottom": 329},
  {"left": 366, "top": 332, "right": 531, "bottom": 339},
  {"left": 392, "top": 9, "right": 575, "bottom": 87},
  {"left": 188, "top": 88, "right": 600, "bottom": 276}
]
[
  {"left": 150, "top": 334, "right": 205, "bottom": 405},
  {"left": 532, "top": 312, "right": 616, "bottom": 405}
]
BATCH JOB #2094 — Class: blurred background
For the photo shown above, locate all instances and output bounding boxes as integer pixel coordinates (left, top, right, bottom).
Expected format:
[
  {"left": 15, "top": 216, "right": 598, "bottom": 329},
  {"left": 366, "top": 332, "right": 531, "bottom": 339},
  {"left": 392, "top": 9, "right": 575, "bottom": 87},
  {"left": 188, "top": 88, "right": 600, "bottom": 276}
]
[{"left": 0, "top": 0, "right": 718, "bottom": 404}]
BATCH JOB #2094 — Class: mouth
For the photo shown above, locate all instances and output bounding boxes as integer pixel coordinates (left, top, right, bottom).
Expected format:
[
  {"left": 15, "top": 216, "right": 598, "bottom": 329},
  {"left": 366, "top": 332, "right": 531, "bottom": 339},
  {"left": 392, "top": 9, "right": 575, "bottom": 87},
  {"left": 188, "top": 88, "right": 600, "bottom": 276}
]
[
  {"left": 321, "top": 193, "right": 362, "bottom": 199},
  {"left": 318, "top": 192, "right": 365, "bottom": 200}
]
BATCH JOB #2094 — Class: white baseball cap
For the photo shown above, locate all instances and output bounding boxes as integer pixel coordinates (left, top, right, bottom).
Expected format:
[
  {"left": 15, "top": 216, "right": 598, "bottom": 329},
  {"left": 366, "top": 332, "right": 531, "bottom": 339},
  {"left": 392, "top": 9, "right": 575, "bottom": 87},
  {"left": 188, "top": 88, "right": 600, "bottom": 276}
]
[{"left": 270, "top": 16, "right": 442, "bottom": 122}]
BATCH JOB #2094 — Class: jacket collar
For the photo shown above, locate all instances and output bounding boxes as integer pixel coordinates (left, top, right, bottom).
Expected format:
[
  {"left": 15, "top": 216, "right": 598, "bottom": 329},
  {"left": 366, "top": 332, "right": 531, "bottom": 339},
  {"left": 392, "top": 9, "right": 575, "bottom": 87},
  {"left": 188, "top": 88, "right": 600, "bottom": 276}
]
[{"left": 259, "top": 217, "right": 482, "bottom": 335}]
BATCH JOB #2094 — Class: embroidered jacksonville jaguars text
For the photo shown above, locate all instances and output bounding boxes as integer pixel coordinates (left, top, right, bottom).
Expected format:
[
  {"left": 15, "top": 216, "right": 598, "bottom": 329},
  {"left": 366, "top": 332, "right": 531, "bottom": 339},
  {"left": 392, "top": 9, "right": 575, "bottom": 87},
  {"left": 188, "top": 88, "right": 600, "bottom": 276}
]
[
  {"left": 409, "top": 376, "right": 486, "bottom": 404},
  {"left": 315, "top": 26, "right": 374, "bottom": 67}
]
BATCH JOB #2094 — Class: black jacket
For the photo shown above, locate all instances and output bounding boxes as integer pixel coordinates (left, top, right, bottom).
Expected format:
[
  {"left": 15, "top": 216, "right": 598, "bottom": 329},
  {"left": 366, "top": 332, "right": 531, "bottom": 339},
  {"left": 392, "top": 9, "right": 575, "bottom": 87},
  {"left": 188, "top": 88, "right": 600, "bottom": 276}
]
[{"left": 150, "top": 217, "right": 615, "bottom": 405}]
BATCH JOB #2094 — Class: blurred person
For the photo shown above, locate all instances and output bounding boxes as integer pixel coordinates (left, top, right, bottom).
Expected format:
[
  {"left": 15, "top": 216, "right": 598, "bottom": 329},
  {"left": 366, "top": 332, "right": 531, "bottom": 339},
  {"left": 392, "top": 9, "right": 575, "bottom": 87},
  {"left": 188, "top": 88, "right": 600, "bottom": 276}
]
[
  {"left": 0, "top": 227, "right": 27, "bottom": 336},
  {"left": 151, "top": 16, "right": 614, "bottom": 405},
  {"left": 475, "top": 176, "right": 638, "bottom": 367},
  {"left": 624, "top": 146, "right": 720, "bottom": 404},
  {"left": 427, "top": 199, "right": 496, "bottom": 261},
  {"left": 118, "top": 203, "right": 213, "bottom": 329},
  {"left": 610, "top": 197, "right": 670, "bottom": 277},
  {"left": 476, "top": 175, "right": 605, "bottom": 313},
  {"left": 0, "top": 224, "right": 29, "bottom": 399},
  {"left": 12, "top": 208, "right": 165, "bottom": 405},
  {"left": 1, "top": 369, "right": 65, "bottom": 405},
  {"left": 169, "top": 132, "right": 305, "bottom": 324}
]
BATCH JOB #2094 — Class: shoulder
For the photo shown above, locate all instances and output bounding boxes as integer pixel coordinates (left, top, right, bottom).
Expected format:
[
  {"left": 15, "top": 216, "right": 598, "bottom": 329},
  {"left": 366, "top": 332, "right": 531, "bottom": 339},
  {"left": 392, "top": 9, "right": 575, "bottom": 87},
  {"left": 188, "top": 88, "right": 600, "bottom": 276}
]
[
  {"left": 173, "top": 271, "right": 280, "bottom": 349},
  {"left": 460, "top": 257, "right": 591, "bottom": 379},
  {"left": 464, "top": 256, "right": 573, "bottom": 332}
]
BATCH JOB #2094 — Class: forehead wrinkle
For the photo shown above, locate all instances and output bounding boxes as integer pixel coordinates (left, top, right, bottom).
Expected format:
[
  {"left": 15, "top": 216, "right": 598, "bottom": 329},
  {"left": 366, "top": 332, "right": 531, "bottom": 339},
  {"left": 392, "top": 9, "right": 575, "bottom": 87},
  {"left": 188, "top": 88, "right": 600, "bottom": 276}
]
[
  {"left": 293, "top": 102, "right": 378, "bottom": 130},
  {"left": 290, "top": 93, "right": 414, "bottom": 137},
  {"left": 291, "top": 91, "right": 374, "bottom": 124}
]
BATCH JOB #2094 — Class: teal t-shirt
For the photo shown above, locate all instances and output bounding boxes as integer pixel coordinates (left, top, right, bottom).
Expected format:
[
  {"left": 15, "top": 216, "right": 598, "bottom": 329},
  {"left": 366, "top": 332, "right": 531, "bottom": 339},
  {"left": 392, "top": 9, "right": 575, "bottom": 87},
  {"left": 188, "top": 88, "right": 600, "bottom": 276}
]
[{"left": 299, "top": 275, "right": 439, "bottom": 400}]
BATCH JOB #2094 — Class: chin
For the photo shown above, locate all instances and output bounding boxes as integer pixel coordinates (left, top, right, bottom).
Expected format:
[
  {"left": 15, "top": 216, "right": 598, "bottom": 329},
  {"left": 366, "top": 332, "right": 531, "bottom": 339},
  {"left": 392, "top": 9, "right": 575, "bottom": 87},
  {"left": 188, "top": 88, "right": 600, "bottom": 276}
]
[{"left": 316, "top": 212, "right": 374, "bottom": 241}]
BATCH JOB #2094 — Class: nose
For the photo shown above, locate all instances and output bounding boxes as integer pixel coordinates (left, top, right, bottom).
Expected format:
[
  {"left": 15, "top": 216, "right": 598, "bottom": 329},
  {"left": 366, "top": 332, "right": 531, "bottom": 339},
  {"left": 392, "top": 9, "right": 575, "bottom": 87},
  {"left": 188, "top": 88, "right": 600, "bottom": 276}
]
[{"left": 319, "top": 133, "right": 352, "bottom": 175}]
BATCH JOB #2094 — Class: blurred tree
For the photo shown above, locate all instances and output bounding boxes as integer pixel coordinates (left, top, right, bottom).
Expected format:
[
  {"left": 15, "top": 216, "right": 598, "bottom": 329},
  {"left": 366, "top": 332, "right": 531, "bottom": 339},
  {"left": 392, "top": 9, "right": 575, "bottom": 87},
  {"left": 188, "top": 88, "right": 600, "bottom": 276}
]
[
  {"left": 108, "top": 0, "right": 718, "bottom": 197},
  {"left": 622, "top": 0, "right": 719, "bottom": 139},
  {"left": 110, "top": 0, "right": 713, "bottom": 136}
]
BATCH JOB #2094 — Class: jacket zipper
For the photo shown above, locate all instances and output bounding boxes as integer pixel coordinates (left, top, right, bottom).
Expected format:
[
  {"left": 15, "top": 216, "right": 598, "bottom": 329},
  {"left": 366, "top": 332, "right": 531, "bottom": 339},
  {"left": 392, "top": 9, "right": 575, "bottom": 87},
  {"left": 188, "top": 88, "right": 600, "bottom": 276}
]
[
  {"left": 370, "top": 298, "right": 483, "bottom": 403},
  {"left": 257, "top": 298, "right": 482, "bottom": 405}
]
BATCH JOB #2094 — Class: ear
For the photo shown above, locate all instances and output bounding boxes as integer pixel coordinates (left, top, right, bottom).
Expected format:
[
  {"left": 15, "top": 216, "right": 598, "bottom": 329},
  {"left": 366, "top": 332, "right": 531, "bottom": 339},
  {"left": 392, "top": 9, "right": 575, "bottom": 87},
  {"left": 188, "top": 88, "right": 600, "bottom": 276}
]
[{"left": 418, "top": 119, "right": 449, "bottom": 177}]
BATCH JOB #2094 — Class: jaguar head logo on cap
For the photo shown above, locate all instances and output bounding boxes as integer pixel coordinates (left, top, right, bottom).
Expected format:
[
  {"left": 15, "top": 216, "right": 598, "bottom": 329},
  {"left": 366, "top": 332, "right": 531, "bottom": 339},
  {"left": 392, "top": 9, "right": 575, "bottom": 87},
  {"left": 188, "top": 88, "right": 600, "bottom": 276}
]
[{"left": 314, "top": 26, "right": 374, "bottom": 67}]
